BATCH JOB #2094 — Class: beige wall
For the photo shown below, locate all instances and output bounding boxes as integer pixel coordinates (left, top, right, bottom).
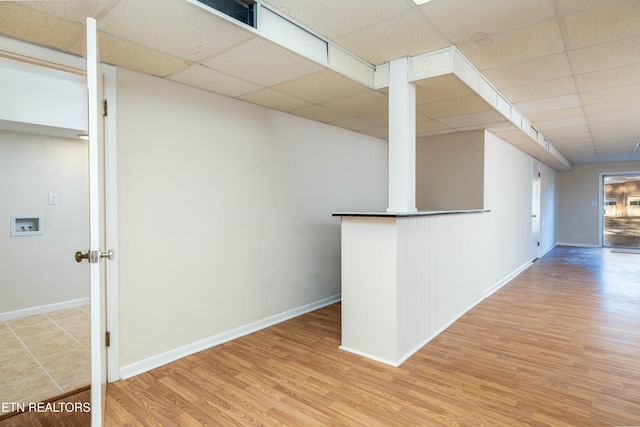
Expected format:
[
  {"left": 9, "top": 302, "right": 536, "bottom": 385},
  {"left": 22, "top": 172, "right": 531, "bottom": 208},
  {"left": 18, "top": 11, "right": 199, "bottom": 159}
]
[
  {"left": 483, "top": 131, "right": 540, "bottom": 287},
  {"left": 416, "top": 130, "right": 484, "bottom": 210},
  {"left": 557, "top": 161, "right": 640, "bottom": 246},
  {"left": 116, "top": 68, "right": 388, "bottom": 369},
  {"left": 416, "top": 129, "right": 556, "bottom": 292},
  {"left": 0, "top": 131, "right": 89, "bottom": 316}
]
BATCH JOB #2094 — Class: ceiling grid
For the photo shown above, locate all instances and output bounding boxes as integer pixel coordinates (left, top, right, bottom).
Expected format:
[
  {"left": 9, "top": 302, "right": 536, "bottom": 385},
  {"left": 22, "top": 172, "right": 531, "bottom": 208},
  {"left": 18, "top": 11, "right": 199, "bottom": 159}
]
[{"left": 0, "top": 0, "right": 638, "bottom": 169}]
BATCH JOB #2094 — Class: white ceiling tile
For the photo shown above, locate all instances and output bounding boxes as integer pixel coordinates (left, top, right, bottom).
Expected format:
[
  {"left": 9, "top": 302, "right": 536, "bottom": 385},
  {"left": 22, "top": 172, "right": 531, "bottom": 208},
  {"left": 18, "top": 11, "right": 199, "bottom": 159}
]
[
  {"left": 500, "top": 77, "right": 577, "bottom": 104},
  {"left": 571, "top": 35, "right": 640, "bottom": 75},
  {"left": 550, "top": 132, "right": 593, "bottom": 145},
  {"left": 527, "top": 107, "right": 584, "bottom": 123},
  {"left": 577, "top": 63, "right": 640, "bottom": 91},
  {"left": 422, "top": 0, "right": 555, "bottom": 44},
  {"left": 356, "top": 111, "right": 389, "bottom": 129},
  {"left": 323, "top": 91, "right": 388, "bottom": 117},
  {"left": 416, "top": 119, "right": 451, "bottom": 134},
  {"left": 482, "top": 53, "right": 573, "bottom": 89},
  {"left": 415, "top": 74, "right": 476, "bottom": 104},
  {"left": 99, "top": 0, "right": 253, "bottom": 62},
  {"left": 168, "top": 64, "right": 263, "bottom": 97},
  {"left": 0, "top": 3, "right": 82, "bottom": 50},
  {"left": 66, "top": 32, "right": 190, "bottom": 78},
  {"left": 439, "top": 110, "right": 506, "bottom": 128},
  {"left": 542, "top": 124, "right": 591, "bottom": 137},
  {"left": 238, "top": 88, "right": 313, "bottom": 112},
  {"left": 272, "top": 70, "right": 371, "bottom": 104},
  {"left": 417, "top": 95, "right": 492, "bottom": 119},
  {"left": 18, "top": 0, "right": 117, "bottom": 23},
  {"left": 563, "top": 0, "right": 640, "bottom": 49},
  {"left": 262, "top": 0, "right": 410, "bottom": 39},
  {"left": 585, "top": 99, "right": 640, "bottom": 116},
  {"left": 534, "top": 116, "right": 587, "bottom": 130},
  {"left": 557, "top": 0, "right": 611, "bottom": 15},
  {"left": 329, "top": 117, "right": 379, "bottom": 132},
  {"left": 582, "top": 83, "right": 640, "bottom": 105},
  {"left": 334, "top": 11, "right": 450, "bottom": 65},
  {"left": 291, "top": 105, "right": 349, "bottom": 123},
  {"left": 514, "top": 94, "right": 581, "bottom": 114},
  {"left": 202, "top": 37, "right": 324, "bottom": 87},
  {"left": 457, "top": 19, "right": 565, "bottom": 70},
  {"left": 360, "top": 127, "right": 389, "bottom": 140}
]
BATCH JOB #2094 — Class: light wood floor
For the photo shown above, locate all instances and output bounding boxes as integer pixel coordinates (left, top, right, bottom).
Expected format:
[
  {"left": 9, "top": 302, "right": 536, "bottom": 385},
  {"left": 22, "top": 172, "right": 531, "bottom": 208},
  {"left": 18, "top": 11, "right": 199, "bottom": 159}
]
[{"left": 4, "top": 246, "right": 640, "bottom": 426}]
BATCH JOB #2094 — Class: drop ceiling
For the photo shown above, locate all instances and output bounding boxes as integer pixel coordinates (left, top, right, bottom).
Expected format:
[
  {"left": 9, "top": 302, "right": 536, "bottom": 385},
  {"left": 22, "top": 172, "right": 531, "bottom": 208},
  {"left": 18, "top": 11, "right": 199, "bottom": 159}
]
[{"left": 1, "top": 0, "right": 639, "bottom": 169}]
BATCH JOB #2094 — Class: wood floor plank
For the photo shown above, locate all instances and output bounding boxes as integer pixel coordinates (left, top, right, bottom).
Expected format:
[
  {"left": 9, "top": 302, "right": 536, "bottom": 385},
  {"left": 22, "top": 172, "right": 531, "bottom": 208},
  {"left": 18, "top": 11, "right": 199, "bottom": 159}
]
[
  {"left": 8, "top": 246, "right": 631, "bottom": 427},
  {"left": 96, "top": 246, "right": 640, "bottom": 426}
]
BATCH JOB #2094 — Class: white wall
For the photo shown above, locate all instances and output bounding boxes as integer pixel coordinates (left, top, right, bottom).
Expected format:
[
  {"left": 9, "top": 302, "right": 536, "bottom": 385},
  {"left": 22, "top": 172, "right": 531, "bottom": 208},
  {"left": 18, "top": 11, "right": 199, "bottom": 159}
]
[
  {"left": 0, "top": 131, "right": 89, "bottom": 316},
  {"left": 557, "top": 161, "right": 640, "bottom": 246},
  {"left": 416, "top": 130, "right": 484, "bottom": 210},
  {"left": 540, "top": 162, "right": 556, "bottom": 255},
  {"left": 483, "top": 131, "right": 545, "bottom": 291},
  {"left": 116, "top": 68, "right": 388, "bottom": 371}
]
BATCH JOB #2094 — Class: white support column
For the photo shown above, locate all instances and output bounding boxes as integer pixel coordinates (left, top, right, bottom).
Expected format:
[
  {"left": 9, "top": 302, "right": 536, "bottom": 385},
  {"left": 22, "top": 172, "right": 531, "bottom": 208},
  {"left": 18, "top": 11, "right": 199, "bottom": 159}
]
[{"left": 387, "top": 57, "right": 417, "bottom": 213}]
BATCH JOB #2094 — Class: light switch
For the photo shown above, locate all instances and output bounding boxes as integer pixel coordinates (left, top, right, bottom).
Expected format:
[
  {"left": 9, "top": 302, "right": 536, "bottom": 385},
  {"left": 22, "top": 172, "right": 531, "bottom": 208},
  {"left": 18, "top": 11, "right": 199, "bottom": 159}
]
[{"left": 48, "top": 193, "right": 58, "bottom": 205}]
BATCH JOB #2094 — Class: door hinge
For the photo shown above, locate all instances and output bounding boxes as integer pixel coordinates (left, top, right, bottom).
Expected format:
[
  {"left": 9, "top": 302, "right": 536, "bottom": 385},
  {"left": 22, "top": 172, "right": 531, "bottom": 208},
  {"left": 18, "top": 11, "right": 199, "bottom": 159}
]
[
  {"left": 105, "top": 331, "right": 111, "bottom": 347},
  {"left": 103, "top": 99, "right": 108, "bottom": 117},
  {"left": 538, "top": 172, "right": 541, "bottom": 177},
  {"left": 538, "top": 241, "right": 540, "bottom": 246}
]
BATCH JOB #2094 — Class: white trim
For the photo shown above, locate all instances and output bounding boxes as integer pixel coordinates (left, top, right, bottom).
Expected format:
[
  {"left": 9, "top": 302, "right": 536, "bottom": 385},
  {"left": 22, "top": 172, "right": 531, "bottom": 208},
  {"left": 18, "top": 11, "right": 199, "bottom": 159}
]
[
  {"left": 0, "top": 298, "right": 90, "bottom": 322},
  {"left": 119, "top": 294, "right": 341, "bottom": 380},
  {"left": 556, "top": 242, "right": 599, "bottom": 248},
  {"left": 103, "top": 63, "right": 120, "bottom": 383},
  {"left": 539, "top": 243, "right": 556, "bottom": 258},
  {"left": 338, "top": 345, "right": 400, "bottom": 367},
  {"left": 484, "top": 260, "right": 532, "bottom": 298},
  {"left": 0, "top": 35, "right": 86, "bottom": 74}
]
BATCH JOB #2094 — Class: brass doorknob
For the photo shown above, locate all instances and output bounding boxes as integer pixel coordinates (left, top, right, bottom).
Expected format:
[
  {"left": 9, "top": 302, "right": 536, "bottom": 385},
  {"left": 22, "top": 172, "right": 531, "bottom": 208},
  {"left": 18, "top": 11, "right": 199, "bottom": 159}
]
[{"left": 75, "top": 251, "right": 90, "bottom": 263}]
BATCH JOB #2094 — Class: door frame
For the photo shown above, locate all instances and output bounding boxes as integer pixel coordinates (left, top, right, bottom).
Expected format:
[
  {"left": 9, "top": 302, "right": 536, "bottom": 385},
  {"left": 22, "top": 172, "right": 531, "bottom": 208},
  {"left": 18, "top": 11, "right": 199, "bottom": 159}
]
[
  {"left": 0, "top": 31, "right": 121, "bottom": 389},
  {"left": 600, "top": 171, "right": 640, "bottom": 248},
  {"left": 103, "top": 63, "right": 120, "bottom": 383},
  {"left": 531, "top": 160, "right": 541, "bottom": 261}
]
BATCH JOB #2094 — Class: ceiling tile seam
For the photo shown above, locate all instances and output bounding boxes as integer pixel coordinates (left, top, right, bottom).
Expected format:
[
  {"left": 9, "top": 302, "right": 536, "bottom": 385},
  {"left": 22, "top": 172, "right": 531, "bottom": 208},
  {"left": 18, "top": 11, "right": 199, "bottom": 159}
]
[
  {"left": 554, "top": 0, "right": 599, "bottom": 161},
  {"left": 254, "top": 3, "right": 379, "bottom": 89},
  {"left": 310, "top": 7, "right": 418, "bottom": 41},
  {"left": 451, "top": 47, "right": 571, "bottom": 168},
  {"left": 184, "top": 37, "right": 258, "bottom": 70}
]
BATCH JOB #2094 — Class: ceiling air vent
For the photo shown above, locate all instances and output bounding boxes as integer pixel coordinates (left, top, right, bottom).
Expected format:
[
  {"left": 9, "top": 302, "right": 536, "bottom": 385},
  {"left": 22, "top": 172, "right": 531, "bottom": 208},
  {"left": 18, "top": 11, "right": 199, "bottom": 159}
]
[{"left": 196, "top": 0, "right": 256, "bottom": 27}]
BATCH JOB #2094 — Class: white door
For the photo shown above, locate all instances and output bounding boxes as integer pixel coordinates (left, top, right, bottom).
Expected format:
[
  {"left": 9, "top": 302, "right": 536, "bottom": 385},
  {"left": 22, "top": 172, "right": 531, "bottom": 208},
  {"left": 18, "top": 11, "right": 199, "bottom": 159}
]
[
  {"left": 531, "top": 161, "right": 541, "bottom": 261},
  {"left": 87, "top": 17, "right": 108, "bottom": 427}
]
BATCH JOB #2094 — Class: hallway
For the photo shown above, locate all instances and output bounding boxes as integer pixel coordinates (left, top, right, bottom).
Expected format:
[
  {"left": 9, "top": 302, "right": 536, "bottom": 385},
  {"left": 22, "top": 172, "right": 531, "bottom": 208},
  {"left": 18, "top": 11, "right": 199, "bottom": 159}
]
[
  {"left": 3, "top": 246, "right": 639, "bottom": 426},
  {"left": 102, "top": 246, "right": 640, "bottom": 426}
]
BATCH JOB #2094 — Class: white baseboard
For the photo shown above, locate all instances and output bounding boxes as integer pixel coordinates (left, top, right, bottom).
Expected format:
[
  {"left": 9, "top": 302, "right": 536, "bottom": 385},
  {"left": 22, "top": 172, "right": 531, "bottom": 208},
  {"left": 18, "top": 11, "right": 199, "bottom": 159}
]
[
  {"left": 556, "top": 242, "right": 599, "bottom": 248},
  {"left": 119, "top": 294, "right": 341, "bottom": 380},
  {"left": 539, "top": 243, "right": 556, "bottom": 258},
  {"left": 483, "top": 260, "right": 532, "bottom": 298},
  {"left": 0, "top": 297, "right": 90, "bottom": 322}
]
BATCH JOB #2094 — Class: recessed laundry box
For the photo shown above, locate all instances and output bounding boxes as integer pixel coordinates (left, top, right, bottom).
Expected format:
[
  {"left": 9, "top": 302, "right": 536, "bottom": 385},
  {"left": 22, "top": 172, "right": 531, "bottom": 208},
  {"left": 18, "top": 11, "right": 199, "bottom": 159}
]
[{"left": 11, "top": 214, "right": 43, "bottom": 236}]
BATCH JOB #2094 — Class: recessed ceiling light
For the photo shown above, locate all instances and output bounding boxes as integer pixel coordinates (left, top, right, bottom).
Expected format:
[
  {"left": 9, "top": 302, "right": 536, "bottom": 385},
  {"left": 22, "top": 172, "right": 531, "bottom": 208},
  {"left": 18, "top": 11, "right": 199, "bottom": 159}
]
[{"left": 413, "top": 0, "right": 434, "bottom": 4}]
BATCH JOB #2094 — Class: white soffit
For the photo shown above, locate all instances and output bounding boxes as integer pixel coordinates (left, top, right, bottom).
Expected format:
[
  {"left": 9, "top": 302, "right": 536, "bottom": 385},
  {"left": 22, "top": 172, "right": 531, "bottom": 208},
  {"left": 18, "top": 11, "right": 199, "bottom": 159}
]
[
  {"left": 408, "top": 47, "right": 571, "bottom": 171},
  {"left": 259, "top": 6, "right": 328, "bottom": 65}
]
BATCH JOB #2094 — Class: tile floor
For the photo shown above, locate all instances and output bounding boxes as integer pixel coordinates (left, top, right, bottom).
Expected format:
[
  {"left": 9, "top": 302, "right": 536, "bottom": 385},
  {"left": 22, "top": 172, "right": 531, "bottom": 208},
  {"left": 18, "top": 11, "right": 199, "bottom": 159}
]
[{"left": 0, "top": 306, "right": 90, "bottom": 416}]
